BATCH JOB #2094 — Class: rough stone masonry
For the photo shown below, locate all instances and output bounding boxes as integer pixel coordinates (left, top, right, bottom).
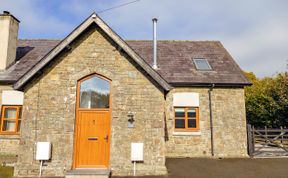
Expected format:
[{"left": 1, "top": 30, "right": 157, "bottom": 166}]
[
  {"left": 14, "top": 25, "right": 167, "bottom": 177},
  {"left": 0, "top": 17, "right": 248, "bottom": 178}
]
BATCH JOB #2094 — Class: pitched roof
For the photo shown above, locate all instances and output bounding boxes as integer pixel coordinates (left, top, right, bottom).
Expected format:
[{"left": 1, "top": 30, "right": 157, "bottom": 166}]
[
  {"left": 12, "top": 13, "right": 171, "bottom": 91},
  {"left": 0, "top": 39, "right": 251, "bottom": 87},
  {"left": 127, "top": 40, "right": 250, "bottom": 86},
  {"left": 0, "top": 13, "right": 251, "bottom": 88},
  {"left": 0, "top": 39, "right": 59, "bottom": 83}
]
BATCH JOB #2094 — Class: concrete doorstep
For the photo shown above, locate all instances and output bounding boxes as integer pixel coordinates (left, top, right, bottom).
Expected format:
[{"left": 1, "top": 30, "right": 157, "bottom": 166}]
[{"left": 65, "top": 169, "right": 111, "bottom": 178}]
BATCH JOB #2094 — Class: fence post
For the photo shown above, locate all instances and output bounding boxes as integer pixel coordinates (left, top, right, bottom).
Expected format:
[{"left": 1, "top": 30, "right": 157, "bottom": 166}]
[
  {"left": 265, "top": 126, "right": 268, "bottom": 142},
  {"left": 247, "top": 124, "right": 253, "bottom": 157},
  {"left": 252, "top": 126, "right": 255, "bottom": 155},
  {"left": 281, "top": 126, "right": 284, "bottom": 145}
]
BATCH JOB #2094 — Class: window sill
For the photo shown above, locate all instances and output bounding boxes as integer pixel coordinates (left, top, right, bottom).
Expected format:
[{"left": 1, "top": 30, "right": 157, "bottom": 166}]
[
  {"left": 173, "top": 131, "right": 201, "bottom": 136},
  {"left": 0, "top": 134, "right": 20, "bottom": 140}
]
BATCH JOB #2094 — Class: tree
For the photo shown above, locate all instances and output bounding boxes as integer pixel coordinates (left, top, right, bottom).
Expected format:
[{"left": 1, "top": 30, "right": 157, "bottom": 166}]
[{"left": 244, "top": 72, "right": 288, "bottom": 127}]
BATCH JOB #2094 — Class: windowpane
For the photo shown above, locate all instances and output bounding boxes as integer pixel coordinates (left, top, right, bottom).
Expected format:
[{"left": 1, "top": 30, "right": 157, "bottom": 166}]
[
  {"left": 174, "top": 107, "right": 199, "bottom": 131},
  {"left": 175, "top": 108, "right": 185, "bottom": 118},
  {"left": 187, "top": 108, "right": 196, "bottom": 118},
  {"left": 3, "top": 120, "right": 16, "bottom": 132},
  {"left": 0, "top": 106, "right": 22, "bottom": 133},
  {"left": 80, "top": 76, "right": 110, "bottom": 108},
  {"left": 188, "top": 119, "right": 196, "bottom": 128},
  {"left": 193, "top": 58, "right": 212, "bottom": 70},
  {"left": 4, "top": 108, "right": 17, "bottom": 119},
  {"left": 175, "top": 119, "right": 185, "bottom": 128}
]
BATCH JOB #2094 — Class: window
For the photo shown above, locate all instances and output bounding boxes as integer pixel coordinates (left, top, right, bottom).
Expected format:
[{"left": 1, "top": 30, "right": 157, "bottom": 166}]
[
  {"left": 174, "top": 107, "right": 199, "bottom": 131},
  {"left": 79, "top": 75, "right": 110, "bottom": 109},
  {"left": 193, "top": 58, "right": 212, "bottom": 70},
  {"left": 0, "top": 106, "right": 22, "bottom": 134}
]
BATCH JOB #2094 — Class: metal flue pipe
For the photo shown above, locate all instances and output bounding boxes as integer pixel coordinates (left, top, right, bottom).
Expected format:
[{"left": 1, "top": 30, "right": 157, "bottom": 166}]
[{"left": 152, "top": 18, "right": 158, "bottom": 69}]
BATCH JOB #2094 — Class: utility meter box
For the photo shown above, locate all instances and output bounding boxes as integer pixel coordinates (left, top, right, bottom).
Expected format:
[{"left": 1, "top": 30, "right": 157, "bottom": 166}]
[
  {"left": 131, "top": 142, "right": 144, "bottom": 161},
  {"left": 36, "top": 142, "right": 51, "bottom": 160}
]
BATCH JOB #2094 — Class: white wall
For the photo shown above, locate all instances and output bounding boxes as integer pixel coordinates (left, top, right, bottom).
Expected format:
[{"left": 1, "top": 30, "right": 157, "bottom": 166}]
[
  {"left": 2, "top": 90, "right": 24, "bottom": 105},
  {"left": 173, "top": 92, "right": 199, "bottom": 107}
]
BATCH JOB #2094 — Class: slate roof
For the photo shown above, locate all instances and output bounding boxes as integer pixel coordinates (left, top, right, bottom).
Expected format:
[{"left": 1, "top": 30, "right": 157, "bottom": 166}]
[
  {"left": 0, "top": 39, "right": 59, "bottom": 83},
  {"left": 127, "top": 40, "right": 250, "bottom": 86},
  {"left": 0, "top": 39, "right": 251, "bottom": 86}
]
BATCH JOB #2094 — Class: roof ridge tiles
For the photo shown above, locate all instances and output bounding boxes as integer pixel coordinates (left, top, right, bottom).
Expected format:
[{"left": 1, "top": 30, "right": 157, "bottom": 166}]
[
  {"left": 18, "top": 39, "right": 61, "bottom": 41},
  {"left": 127, "top": 40, "right": 221, "bottom": 42},
  {"left": 18, "top": 39, "right": 221, "bottom": 42}
]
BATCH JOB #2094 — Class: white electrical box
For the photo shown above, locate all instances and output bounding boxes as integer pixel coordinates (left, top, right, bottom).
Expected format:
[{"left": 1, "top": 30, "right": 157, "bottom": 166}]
[
  {"left": 131, "top": 142, "right": 144, "bottom": 161},
  {"left": 36, "top": 142, "right": 51, "bottom": 160}
]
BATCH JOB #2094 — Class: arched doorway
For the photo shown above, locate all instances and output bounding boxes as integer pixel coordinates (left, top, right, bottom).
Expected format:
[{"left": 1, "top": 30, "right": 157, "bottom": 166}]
[{"left": 73, "top": 74, "right": 111, "bottom": 168}]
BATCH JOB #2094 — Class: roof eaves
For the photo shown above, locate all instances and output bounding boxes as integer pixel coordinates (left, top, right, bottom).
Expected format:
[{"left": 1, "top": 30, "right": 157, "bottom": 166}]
[
  {"left": 0, "top": 79, "right": 17, "bottom": 85},
  {"left": 170, "top": 82, "right": 252, "bottom": 87}
]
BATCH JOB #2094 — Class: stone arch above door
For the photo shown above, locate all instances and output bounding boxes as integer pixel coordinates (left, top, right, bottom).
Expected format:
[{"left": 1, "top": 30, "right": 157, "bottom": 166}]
[{"left": 71, "top": 68, "right": 115, "bottom": 83}]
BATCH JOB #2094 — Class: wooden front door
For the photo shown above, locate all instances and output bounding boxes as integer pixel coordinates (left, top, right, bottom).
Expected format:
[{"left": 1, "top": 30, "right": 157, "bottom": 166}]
[{"left": 74, "top": 74, "right": 111, "bottom": 168}]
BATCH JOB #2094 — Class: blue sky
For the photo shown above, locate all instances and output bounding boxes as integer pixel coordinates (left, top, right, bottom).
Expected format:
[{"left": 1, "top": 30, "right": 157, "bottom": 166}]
[{"left": 1, "top": 0, "right": 288, "bottom": 77}]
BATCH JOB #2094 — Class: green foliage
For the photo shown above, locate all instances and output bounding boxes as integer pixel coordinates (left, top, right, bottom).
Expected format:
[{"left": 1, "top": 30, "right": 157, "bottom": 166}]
[{"left": 244, "top": 72, "right": 288, "bottom": 127}]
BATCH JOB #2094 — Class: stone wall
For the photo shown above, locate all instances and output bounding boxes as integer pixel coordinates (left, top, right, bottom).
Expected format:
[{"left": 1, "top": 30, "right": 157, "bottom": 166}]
[
  {"left": 0, "top": 85, "right": 20, "bottom": 156},
  {"left": 0, "top": 135, "right": 19, "bottom": 156},
  {"left": 165, "top": 87, "right": 248, "bottom": 158},
  {"left": 14, "top": 25, "right": 167, "bottom": 177},
  {"left": 212, "top": 88, "right": 248, "bottom": 157}
]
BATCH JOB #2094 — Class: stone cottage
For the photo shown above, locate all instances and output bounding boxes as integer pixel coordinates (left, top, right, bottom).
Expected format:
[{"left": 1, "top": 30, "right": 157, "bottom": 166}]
[{"left": 0, "top": 11, "right": 251, "bottom": 177}]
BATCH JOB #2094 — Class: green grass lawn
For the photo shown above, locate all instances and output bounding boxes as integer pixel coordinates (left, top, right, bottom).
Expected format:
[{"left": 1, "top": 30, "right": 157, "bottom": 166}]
[{"left": 0, "top": 166, "right": 13, "bottom": 178}]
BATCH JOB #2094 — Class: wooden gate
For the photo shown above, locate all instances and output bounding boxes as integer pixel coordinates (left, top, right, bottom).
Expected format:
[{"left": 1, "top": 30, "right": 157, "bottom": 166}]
[{"left": 247, "top": 125, "right": 288, "bottom": 157}]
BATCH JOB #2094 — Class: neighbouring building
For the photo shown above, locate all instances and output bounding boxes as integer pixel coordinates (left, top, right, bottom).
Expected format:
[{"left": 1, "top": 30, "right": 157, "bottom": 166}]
[{"left": 0, "top": 11, "right": 251, "bottom": 177}]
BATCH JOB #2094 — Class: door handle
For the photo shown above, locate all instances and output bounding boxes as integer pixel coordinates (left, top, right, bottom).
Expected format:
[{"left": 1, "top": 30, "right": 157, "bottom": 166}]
[
  {"left": 88, "top": 137, "right": 98, "bottom": 141},
  {"left": 104, "top": 135, "right": 109, "bottom": 142}
]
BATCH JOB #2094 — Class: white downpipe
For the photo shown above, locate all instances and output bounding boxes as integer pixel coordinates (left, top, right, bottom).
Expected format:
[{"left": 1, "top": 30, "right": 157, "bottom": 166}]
[
  {"left": 39, "top": 160, "right": 43, "bottom": 177},
  {"left": 133, "top": 161, "right": 136, "bottom": 176}
]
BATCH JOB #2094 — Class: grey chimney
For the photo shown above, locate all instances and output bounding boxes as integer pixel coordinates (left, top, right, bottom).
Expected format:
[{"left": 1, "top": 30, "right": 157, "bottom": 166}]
[
  {"left": 0, "top": 11, "right": 19, "bottom": 70},
  {"left": 152, "top": 18, "right": 158, "bottom": 69}
]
